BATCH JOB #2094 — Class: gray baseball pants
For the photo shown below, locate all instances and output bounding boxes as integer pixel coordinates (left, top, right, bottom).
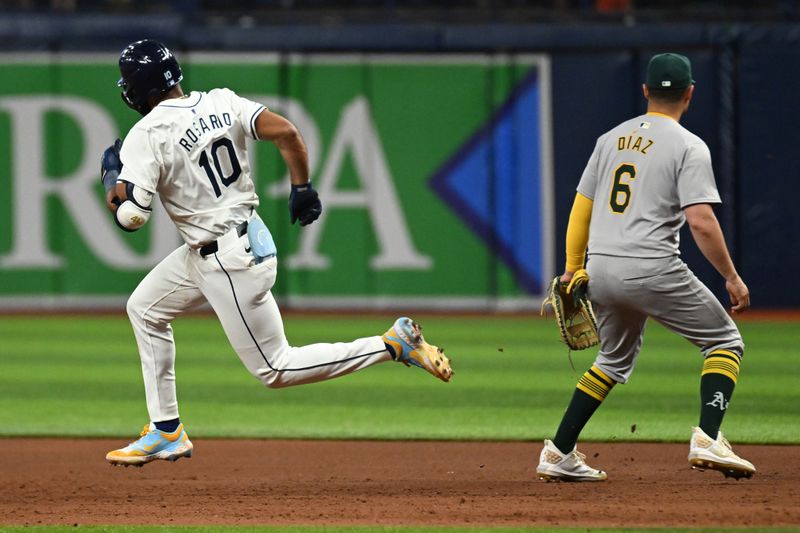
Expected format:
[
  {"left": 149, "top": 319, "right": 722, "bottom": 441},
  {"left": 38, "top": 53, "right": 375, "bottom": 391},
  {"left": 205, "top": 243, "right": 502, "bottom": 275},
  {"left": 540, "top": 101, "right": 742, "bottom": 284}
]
[{"left": 586, "top": 254, "right": 743, "bottom": 384}]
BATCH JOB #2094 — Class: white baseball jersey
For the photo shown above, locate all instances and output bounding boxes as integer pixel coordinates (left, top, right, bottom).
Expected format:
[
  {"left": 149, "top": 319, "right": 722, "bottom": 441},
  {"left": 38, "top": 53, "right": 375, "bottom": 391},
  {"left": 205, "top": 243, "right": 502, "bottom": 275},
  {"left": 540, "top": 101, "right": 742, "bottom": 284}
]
[
  {"left": 119, "top": 89, "right": 263, "bottom": 248},
  {"left": 117, "top": 88, "right": 392, "bottom": 425},
  {"left": 577, "top": 112, "right": 721, "bottom": 258}
]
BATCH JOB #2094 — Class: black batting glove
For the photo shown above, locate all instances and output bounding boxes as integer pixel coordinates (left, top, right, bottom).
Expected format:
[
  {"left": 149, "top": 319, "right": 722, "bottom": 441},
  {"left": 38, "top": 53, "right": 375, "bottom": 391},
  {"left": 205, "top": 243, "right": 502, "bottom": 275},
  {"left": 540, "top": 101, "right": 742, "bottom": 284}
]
[
  {"left": 289, "top": 182, "right": 322, "bottom": 226},
  {"left": 100, "top": 138, "right": 123, "bottom": 192}
]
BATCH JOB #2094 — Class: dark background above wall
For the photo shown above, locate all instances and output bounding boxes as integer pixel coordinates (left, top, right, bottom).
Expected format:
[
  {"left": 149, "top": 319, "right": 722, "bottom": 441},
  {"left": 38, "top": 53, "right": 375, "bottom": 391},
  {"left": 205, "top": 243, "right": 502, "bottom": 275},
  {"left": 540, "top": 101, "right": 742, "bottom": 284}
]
[{"left": 1, "top": 2, "right": 797, "bottom": 307}]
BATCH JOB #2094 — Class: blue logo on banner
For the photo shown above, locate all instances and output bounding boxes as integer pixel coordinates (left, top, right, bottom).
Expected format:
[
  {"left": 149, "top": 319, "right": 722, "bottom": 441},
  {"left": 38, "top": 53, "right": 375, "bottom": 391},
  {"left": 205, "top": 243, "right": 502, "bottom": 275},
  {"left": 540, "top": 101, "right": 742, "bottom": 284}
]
[{"left": 429, "top": 70, "right": 547, "bottom": 294}]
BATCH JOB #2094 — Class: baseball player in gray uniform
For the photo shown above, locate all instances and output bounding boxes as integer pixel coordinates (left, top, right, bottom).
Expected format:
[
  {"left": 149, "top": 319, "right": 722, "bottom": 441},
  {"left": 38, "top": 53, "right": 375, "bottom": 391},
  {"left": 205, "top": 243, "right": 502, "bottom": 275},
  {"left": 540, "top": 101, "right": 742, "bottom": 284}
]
[
  {"left": 536, "top": 53, "right": 754, "bottom": 481},
  {"left": 101, "top": 40, "right": 452, "bottom": 466}
]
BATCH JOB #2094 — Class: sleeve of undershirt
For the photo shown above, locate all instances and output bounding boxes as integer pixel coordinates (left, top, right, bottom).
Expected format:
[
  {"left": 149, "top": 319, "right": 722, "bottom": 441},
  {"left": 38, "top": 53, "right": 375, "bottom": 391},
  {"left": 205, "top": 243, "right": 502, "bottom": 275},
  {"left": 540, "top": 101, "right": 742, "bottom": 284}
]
[{"left": 565, "top": 192, "right": 593, "bottom": 273}]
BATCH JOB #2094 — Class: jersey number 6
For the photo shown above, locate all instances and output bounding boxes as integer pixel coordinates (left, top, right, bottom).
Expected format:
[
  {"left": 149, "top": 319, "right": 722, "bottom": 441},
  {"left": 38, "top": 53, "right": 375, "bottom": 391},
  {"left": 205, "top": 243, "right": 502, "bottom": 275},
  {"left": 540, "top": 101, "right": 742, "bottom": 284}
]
[
  {"left": 198, "top": 137, "right": 242, "bottom": 198},
  {"left": 609, "top": 163, "right": 636, "bottom": 214}
]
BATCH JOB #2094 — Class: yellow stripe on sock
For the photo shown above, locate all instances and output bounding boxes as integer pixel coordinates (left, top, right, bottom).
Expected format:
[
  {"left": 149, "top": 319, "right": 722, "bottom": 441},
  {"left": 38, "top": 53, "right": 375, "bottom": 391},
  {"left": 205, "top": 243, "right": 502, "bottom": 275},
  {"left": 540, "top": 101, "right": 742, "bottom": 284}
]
[
  {"left": 584, "top": 374, "right": 610, "bottom": 393},
  {"left": 705, "top": 352, "right": 741, "bottom": 366},
  {"left": 704, "top": 359, "right": 739, "bottom": 371},
  {"left": 702, "top": 354, "right": 741, "bottom": 383},
  {"left": 577, "top": 378, "right": 604, "bottom": 398},
  {"left": 576, "top": 382, "right": 606, "bottom": 401},
  {"left": 576, "top": 367, "right": 615, "bottom": 402},
  {"left": 708, "top": 349, "right": 741, "bottom": 362},
  {"left": 589, "top": 365, "right": 615, "bottom": 386}
]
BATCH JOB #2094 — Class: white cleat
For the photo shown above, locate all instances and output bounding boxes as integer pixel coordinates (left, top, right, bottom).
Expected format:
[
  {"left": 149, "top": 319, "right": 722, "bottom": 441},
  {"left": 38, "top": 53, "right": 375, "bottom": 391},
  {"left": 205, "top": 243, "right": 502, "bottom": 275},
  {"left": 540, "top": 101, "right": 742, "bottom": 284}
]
[
  {"left": 536, "top": 439, "right": 607, "bottom": 482},
  {"left": 688, "top": 427, "right": 755, "bottom": 480}
]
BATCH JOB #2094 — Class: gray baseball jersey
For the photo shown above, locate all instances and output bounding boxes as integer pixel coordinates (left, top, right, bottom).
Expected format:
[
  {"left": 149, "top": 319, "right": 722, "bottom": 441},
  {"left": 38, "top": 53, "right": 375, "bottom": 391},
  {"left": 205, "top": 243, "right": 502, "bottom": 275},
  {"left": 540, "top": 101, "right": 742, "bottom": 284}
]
[
  {"left": 575, "top": 112, "right": 742, "bottom": 383},
  {"left": 577, "top": 112, "right": 721, "bottom": 258}
]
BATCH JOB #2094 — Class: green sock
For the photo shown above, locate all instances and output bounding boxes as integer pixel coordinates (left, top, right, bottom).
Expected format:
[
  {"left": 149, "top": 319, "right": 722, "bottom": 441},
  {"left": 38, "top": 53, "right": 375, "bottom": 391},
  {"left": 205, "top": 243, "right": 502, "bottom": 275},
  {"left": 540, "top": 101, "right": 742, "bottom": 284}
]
[
  {"left": 699, "top": 373, "right": 736, "bottom": 439},
  {"left": 552, "top": 365, "right": 615, "bottom": 454},
  {"left": 698, "top": 350, "right": 740, "bottom": 439},
  {"left": 553, "top": 388, "right": 603, "bottom": 454}
]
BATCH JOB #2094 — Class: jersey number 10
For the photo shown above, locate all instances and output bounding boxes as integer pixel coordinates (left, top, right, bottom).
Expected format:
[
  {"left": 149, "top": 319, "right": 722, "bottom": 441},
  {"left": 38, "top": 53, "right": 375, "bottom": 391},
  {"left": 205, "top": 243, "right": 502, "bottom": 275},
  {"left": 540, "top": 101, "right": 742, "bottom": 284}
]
[{"left": 198, "top": 137, "right": 241, "bottom": 198}]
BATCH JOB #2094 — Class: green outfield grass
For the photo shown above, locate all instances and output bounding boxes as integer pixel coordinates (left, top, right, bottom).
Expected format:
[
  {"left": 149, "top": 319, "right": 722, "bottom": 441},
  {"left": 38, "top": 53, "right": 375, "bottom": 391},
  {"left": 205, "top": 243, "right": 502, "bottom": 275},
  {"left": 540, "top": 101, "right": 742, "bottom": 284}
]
[{"left": 0, "top": 314, "right": 797, "bottom": 443}]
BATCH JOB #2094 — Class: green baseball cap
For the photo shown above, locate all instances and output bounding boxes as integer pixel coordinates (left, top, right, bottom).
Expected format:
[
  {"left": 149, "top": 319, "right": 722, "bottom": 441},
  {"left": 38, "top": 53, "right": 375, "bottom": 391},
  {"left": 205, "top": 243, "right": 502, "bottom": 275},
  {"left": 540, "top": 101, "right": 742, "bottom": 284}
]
[{"left": 646, "top": 53, "right": 695, "bottom": 89}]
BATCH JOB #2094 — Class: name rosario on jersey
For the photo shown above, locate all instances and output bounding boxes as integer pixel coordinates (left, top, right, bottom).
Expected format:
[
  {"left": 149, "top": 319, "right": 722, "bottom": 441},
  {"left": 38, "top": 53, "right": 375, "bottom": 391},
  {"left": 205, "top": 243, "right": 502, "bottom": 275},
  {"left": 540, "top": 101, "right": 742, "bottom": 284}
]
[
  {"left": 617, "top": 134, "right": 654, "bottom": 154},
  {"left": 178, "top": 113, "right": 232, "bottom": 153}
]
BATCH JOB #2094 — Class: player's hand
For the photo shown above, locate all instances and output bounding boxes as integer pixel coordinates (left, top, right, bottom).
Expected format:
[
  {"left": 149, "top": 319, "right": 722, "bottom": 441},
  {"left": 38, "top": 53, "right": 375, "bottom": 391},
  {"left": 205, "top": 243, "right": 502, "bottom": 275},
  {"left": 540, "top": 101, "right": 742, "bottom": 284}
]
[
  {"left": 289, "top": 182, "right": 322, "bottom": 226},
  {"left": 725, "top": 275, "right": 750, "bottom": 315},
  {"left": 105, "top": 182, "right": 126, "bottom": 213},
  {"left": 559, "top": 271, "right": 574, "bottom": 284},
  {"left": 101, "top": 138, "right": 123, "bottom": 192}
]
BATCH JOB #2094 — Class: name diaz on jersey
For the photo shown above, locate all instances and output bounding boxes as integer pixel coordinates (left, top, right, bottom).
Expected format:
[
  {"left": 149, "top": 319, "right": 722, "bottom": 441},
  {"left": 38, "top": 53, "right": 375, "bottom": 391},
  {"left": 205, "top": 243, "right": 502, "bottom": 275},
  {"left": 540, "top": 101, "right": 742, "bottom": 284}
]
[
  {"left": 617, "top": 134, "right": 654, "bottom": 154},
  {"left": 178, "top": 112, "right": 233, "bottom": 153}
]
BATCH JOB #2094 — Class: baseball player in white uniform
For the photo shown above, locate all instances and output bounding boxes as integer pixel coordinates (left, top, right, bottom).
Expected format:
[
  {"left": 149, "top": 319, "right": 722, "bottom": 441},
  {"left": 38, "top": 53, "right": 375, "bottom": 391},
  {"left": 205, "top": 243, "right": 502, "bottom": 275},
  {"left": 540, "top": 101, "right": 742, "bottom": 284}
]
[
  {"left": 102, "top": 40, "right": 452, "bottom": 466},
  {"left": 535, "top": 53, "right": 755, "bottom": 481}
]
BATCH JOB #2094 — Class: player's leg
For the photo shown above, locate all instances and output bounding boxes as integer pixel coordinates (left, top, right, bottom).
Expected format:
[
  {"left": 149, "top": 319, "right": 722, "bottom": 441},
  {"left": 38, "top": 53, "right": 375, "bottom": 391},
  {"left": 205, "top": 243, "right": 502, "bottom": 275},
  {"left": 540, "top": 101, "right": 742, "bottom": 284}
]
[
  {"left": 553, "top": 306, "right": 645, "bottom": 445},
  {"left": 106, "top": 244, "right": 204, "bottom": 466},
  {"left": 538, "top": 305, "right": 645, "bottom": 482},
  {"left": 216, "top": 273, "right": 389, "bottom": 387},
  {"left": 538, "top": 256, "right": 647, "bottom": 481},
  {"left": 127, "top": 244, "right": 207, "bottom": 420},
  {"left": 191, "top": 240, "right": 451, "bottom": 386},
  {"left": 632, "top": 257, "right": 753, "bottom": 478},
  {"left": 642, "top": 269, "right": 742, "bottom": 438}
]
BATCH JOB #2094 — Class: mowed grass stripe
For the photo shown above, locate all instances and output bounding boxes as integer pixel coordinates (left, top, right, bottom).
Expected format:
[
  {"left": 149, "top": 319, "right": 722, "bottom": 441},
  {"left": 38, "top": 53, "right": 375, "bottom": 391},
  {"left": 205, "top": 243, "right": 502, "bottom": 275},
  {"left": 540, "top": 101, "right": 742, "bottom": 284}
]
[{"left": 0, "top": 315, "right": 797, "bottom": 443}]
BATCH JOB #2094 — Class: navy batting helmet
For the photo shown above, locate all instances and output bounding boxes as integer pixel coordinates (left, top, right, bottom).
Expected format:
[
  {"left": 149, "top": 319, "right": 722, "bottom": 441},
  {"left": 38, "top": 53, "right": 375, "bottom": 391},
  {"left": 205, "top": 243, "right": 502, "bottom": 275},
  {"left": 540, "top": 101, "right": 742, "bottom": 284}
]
[{"left": 118, "top": 39, "right": 183, "bottom": 115}]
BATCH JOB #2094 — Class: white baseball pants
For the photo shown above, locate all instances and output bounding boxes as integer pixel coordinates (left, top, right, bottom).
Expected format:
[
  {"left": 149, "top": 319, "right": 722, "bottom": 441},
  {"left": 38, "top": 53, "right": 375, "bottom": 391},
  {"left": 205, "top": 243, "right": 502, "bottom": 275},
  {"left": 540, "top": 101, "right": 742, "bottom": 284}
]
[{"left": 126, "top": 224, "right": 391, "bottom": 422}]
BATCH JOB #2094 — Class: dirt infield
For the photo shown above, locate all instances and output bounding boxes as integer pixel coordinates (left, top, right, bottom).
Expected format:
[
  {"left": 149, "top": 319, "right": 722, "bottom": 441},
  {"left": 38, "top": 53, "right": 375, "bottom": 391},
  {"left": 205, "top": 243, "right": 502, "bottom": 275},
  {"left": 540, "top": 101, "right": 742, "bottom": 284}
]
[{"left": 1, "top": 439, "right": 798, "bottom": 528}]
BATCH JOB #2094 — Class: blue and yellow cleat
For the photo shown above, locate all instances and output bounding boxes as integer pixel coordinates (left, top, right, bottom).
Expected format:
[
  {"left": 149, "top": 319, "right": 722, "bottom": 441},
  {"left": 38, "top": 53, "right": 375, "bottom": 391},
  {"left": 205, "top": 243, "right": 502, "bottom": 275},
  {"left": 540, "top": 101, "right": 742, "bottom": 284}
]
[
  {"left": 106, "top": 423, "right": 193, "bottom": 467},
  {"left": 382, "top": 317, "right": 453, "bottom": 382}
]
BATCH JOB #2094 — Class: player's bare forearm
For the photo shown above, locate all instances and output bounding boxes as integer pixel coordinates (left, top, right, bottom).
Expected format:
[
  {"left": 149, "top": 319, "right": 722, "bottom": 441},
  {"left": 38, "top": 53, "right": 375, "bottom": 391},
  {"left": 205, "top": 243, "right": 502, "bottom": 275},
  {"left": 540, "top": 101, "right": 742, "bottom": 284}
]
[
  {"left": 257, "top": 109, "right": 321, "bottom": 226},
  {"left": 272, "top": 122, "right": 309, "bottom": 185},
  {"left": 685, "top": 203, "right": 750, "bottom": 313},
  {"left": 685, "top": 204, "right": 736, "bottom": 280},
  {"left": 277, "top": 144, "right": 310, "bottom": 186},
  {"left": 254, "top": 110, "right": 310, "bottom": 185}
]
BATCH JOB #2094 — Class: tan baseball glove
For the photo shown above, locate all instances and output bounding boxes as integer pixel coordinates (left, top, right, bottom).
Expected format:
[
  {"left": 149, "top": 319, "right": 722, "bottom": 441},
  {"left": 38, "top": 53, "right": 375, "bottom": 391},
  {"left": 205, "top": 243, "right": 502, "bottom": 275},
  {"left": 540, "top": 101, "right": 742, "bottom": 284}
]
[{"left": 541, "top": 269, "right": 599, "bottom": 351}]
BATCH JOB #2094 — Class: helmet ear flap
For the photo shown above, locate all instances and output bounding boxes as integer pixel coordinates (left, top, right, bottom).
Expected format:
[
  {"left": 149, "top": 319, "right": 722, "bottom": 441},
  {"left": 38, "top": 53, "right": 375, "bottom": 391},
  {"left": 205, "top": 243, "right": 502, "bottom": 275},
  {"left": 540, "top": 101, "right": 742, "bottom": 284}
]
[
  {"left": 120, "top": 91, "right": 136, "bottom": 111},
  {"left": 119, "top": 91, "right": 149, "bottom": 115}
]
